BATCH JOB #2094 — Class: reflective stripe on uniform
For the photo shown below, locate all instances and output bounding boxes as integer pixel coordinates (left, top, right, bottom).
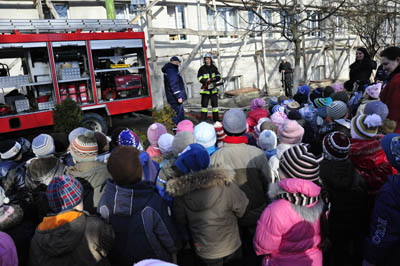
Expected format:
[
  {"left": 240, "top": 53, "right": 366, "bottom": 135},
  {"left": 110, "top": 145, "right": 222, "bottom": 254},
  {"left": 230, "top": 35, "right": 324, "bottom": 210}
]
[
  {"left": 198, "top": 76, "right": 203, "bottom": 81},
  {"left": 212, "top": 108, "right": 219, "bottom": 112},
  {"left": 201, "top": 108, "right": 208, "bottom": 113},
  {"left": 211, "top": 90, "right": 218, "bottom": 94},
  {"left": 200, "top": 90, "right": 210, "bottom": 94},
  {"left": 173, "top": 91, "right": 181, "bottom": 94}
]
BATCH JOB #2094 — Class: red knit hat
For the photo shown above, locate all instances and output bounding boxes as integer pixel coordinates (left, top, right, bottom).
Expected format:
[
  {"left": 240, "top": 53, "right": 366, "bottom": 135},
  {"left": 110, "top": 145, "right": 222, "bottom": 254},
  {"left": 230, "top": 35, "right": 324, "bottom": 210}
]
[{"left": 322, "top": 131, "right": 351, "bottom": 160}]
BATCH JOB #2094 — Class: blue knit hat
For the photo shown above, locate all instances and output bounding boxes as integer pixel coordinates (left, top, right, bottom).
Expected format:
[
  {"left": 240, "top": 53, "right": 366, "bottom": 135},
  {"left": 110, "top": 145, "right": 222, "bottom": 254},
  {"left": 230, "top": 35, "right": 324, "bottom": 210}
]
[
  {"left": 222, "top": 108, "right": 247, "bottom": 135},
  {"left": 175, "top": 143, "right": 210, "bottom": 174},
  {"left": 32, "top": 134, "right": 55, "bottom": 157},
  {"left": 272, "top": 105, "right": 285, "bottom": 114},
  {"left": 297, "top": 85, "right": 310, "bottom": 96},
  {"left": 382, "top": 133, "right": 400, "bottom": 172},
  {"left": 170, "top": 56, "right": 181, "bottom": 63},
  {"left": 269, "top": 96, "right": 278, "bottom": 108},
  {"left": 46, "top": 175, "right": 83, "bottom": 213},
  {"left": 118, "top": 129, "right": 140, "bottom": 148}
]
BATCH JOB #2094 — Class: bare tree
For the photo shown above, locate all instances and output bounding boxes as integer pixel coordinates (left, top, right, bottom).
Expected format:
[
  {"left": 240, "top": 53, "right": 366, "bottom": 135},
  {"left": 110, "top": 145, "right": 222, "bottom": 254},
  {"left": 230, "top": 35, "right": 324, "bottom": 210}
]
[
  {"left": 342, "top": 0, "right": 397, "bottom": 59},
  {"left": 233, "top": 0, "right": 345, "bottom": 90}
]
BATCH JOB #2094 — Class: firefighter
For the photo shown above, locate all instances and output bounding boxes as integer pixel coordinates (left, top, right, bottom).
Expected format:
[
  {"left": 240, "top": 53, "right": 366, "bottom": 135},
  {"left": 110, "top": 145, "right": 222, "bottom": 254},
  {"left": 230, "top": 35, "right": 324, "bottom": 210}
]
[
  {"left": 279, "top": 56, "right": 293, "bottom": 97},
  {"left": 197, "top": 53, "right": 221, "bottom": 122}
]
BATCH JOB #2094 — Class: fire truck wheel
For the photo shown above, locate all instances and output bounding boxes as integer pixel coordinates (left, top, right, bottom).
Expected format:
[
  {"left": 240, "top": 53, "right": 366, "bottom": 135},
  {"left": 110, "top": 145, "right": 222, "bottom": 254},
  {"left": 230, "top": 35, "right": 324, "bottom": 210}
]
[{"left": 82, "top": 113, "right": 108, "bottom": 134}]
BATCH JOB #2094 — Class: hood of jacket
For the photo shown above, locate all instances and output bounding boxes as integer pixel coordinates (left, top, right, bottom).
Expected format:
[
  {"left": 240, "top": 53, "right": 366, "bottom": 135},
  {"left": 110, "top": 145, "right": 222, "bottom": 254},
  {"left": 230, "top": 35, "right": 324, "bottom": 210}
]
[
  {"left": 166, "top": 168, "right": 235, "bottom": 211},
  {"left": 102, "top": 179, "right": 156, "bottom": 216},
  {"left": 32, "top": 211, "right": 86, "bottom": 257},
  {"left": 26, "top": 157, "right": 65, "bottom": 190},
  {"left": 320, "top": 159, "right": 356, "bottom": 189},
  {"left": 162, "top": 62, "right": 178, "bottom": 74},
  {"left": 350, "top": 135, "right": 383, "bottom": 156},
  {"left": 0, "top": 204, "right": 23, "bottom": 231},
  {"left": 268, "top": 179, "right": 323, "bottom": 223}
]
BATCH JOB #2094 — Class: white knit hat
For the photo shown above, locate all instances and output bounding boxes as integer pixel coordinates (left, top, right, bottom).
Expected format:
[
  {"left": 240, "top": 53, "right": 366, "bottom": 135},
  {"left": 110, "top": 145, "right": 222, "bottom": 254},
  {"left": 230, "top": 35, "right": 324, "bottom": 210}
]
[
  {"left": 194, "top": 122, "right": 217, "bottom": 148},
  {"left": 32, "top": 134, "right": 55, "bottom": 157},
  {"left": 158, "top": 133, "right": 174, "bottom": 154},
  {"left": 327, "top": 101, "right": 348, "bottom": 121}
]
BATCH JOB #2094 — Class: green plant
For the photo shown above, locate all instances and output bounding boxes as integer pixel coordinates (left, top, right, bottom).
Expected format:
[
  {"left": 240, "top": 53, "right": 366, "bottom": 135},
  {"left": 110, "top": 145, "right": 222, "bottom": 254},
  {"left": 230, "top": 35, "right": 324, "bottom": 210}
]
[
  {"left": 131, "top": 127, "right": 148, "bottom": 149},
  {"left": 152, "top": 105, "right": 175, "bottom": 133},
  {"left": 53, "top": 98, "right": 83, "bottom": 133}
]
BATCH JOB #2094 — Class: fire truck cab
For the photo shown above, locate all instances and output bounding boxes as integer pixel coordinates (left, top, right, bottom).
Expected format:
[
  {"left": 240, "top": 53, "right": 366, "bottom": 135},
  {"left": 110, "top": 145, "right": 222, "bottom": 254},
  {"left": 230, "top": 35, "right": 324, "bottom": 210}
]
[{"left": 0, "top": 19, "right": 153, "bottom": 134}]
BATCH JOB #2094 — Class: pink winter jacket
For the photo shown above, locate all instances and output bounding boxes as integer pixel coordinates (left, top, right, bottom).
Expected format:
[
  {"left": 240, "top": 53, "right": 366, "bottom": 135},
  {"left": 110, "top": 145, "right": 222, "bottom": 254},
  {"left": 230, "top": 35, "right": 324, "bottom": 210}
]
[
  {"left": 146, "top": 146, "right": 162, "bottom": 158},
  {"left": 247, "top": 108, "right": 268, "bottom": 132},
  {"left": 254, "top": 178, "right": 324, "bottom": 266}
]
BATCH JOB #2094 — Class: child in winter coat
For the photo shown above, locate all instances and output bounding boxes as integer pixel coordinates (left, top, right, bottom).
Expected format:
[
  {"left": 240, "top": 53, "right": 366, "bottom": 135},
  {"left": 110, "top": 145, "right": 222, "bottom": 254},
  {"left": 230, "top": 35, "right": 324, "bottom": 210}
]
[
  {"left": 167, "top": 144, "right": 249, "bottom": 265},
  {"left": 269, "top": 119, "right": 304, "bottom": 182},
  {"left": 258, "top": 130, "right": 278, "bottom": 160},
  {"left": 319, "top": 132, "right": 368, "bottom": 266},
  {"left": 355, "top": 83, "right": 382, "bottom": 117},
  {"left": 30, "top": 175, "right": 115, "bottom": 266},
  {"left": 146, "top": 123, "right": 168, "bottom": 158},
  {"left": 319, "top": 101, "right": 351, "bottom": 138},
  {"left": 247, "top": 98, "right": 268, "bottom": 133},
  {"left": 363, "top": 133, "right": 400, "bottom": 266},
  {"left": 194, "top": 122, "right": 218, "bottom": 156},
  {"left": 350, "top": 114, "right": 396, "bottom": 212},
  {"left": 118, "top": 129, "right": 159, "bottom": 183},
  {"left": 98, "top": 146, "right": 181, "bottom": 265},
  {"left": 254, "top": 144, "right": 327, "bottom": 266},
  {"left": 66, "top": 130, "right": 111, "bottom": 214},
  {"left": 156, "top": 131, "right": 195, "bottom": 205},
  {"left": 25, "top": 134, "right": 66, "bottom": 223}
]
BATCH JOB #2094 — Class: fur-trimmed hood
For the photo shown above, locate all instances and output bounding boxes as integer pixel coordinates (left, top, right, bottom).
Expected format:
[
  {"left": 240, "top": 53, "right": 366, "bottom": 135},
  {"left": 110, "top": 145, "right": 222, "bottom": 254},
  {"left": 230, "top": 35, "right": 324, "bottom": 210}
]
[
  {"left": 268, "top": 181, "right": 324, "bottom": 223},
  {"left": 0, "top": 204, "right": 23, "bottom": 231},
  {"left": 166, "top": 168, "right": 235, "bottom": 197}
]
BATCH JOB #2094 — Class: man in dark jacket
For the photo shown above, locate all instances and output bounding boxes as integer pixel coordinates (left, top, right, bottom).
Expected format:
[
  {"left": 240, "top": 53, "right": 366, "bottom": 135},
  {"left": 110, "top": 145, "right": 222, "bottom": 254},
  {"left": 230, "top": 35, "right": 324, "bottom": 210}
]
[
  {"left": 279, "top": 56, "right": 293, "bottom": 97},
  {"left": 162, "top": 56, "right": 187, "bottom": 125},
  {"left": 98, "top": 146, "right": 181, "bottom": 265},
  {"left": 197, "top": 53, "right": 221, "bottom": 122}
]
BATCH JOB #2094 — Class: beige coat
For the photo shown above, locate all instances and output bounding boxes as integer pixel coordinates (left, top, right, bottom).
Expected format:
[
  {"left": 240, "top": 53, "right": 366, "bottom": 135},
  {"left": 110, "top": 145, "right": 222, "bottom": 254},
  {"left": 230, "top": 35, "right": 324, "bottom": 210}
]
[
  {"left": 66, "top": 161, "right": 111, "bottom": 213},
  {"left": 210, "top": 142, "right": 272, "bottom": 226},
  {"left": 167, "top": 168, "right": 248, "bottom": 260}
]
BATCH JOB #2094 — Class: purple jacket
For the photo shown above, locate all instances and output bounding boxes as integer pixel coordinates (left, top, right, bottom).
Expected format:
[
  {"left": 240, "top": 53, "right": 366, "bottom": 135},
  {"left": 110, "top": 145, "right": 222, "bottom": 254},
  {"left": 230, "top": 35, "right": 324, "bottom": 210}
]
[
  {"left": 0, "top": 231, "right": 18, "bottom": 266},
  {"left": 254, "top": 178, "right": 323, "bottom": 266}
]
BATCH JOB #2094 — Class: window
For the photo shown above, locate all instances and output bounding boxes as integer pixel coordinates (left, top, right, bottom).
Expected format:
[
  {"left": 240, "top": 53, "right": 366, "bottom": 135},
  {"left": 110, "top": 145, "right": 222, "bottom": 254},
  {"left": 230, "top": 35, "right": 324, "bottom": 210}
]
[
  {"left": 115, "top": 4, "right": 129, "bottom": 19},
  {"left": 307, "top": 12, "right": 322, "bottom": 37},
  {"left": 167, "top": 5, "right": 186, "bottom": 41},
  {"left": 248, "top": 10, "right": 272, "bottom": 37},
  {"left": 207, "top": 7, "right": 238, "bottom": 38}
]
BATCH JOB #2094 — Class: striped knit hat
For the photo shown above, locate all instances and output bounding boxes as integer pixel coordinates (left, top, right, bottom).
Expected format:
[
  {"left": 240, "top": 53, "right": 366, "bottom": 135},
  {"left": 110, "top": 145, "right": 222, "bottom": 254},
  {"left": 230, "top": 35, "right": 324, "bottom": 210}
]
[
  {"left": 70, "top": 130, "right": 98, "bottom": 162},
  {"left": 46, "top": 175, "right": 82, "bottom": 213},
  {"left": 351, "top": 114, "right": 382, "bottom": 140},
  {"left": 326, "top": 101, "right": 347, "bottom": 121},
  {"left": 279, "top": 144, "right": 323, "bottom": 182},
  {"left": 213, "top": 121, "right": 226, "bottom": 148},
  {"left": 322, "top": 131, "right": 351, "bottom": 160},
  {"left": 313, "top": 97, "right": 332, "bottom": 108},
  {"left": 32, "top": 134, "right": 55, "bottom": 157}
]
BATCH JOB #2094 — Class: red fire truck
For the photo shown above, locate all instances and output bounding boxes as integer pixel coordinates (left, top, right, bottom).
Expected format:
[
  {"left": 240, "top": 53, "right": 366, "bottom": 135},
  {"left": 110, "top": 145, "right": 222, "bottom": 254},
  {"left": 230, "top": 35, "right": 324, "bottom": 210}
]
[{"left": 0, "top": 19, "right": 153, "bottom": 134}]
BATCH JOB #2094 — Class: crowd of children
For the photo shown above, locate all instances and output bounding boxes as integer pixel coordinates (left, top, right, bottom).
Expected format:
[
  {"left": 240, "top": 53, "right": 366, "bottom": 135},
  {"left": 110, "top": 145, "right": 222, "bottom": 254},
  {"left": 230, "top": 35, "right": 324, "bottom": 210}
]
[{"left": 1, "top": 73, "right": 400, "bottom": 266}]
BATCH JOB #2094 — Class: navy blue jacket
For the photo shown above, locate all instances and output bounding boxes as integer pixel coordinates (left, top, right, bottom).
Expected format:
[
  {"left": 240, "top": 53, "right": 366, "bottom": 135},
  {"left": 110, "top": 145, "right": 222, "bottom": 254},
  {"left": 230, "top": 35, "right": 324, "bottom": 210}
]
[
  {"left": 98, "top": 180, "right": 181, "bottom": 266},
  {"left": 364, "top": 174, "right": 400, "bottom": 265},
  {"left": 162, "top": 63, "right": 187, "bottom": 105}
]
